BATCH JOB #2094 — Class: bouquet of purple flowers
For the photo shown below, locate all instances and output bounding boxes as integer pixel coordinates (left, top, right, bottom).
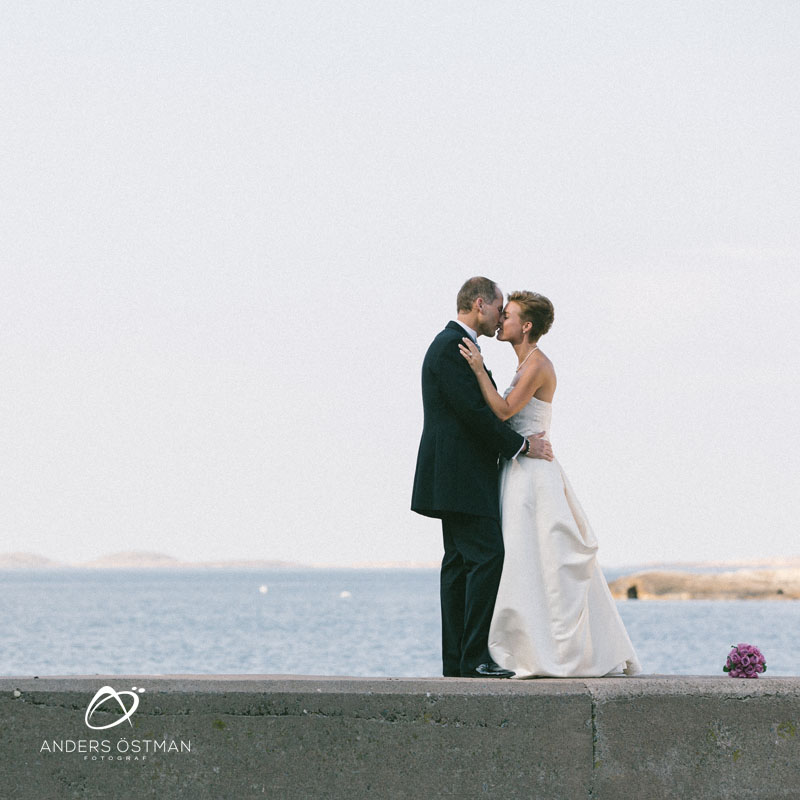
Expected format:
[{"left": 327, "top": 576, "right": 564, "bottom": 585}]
[{"left": 723, "top": 643, "right": 767, "bottom": 678}]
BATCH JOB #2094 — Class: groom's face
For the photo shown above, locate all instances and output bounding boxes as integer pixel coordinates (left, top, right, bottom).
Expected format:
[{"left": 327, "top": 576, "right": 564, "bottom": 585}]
[{"left": 477, "top": 290, "right": 504, "bottom": 337}]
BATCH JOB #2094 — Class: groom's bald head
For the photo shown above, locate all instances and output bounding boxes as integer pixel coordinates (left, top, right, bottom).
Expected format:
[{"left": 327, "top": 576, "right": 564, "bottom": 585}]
[
  {"left": 456, "top": 276, "right": 504, "bottom": 338},
  {"left": 456, "top": 277, "right": 500, "bottom": 312}
]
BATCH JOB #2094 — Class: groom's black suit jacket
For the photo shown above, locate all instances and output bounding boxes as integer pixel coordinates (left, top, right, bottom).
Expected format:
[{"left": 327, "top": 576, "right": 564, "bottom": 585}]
[{"left": 411, "top": 322, "right": 525, "bottom": 521}]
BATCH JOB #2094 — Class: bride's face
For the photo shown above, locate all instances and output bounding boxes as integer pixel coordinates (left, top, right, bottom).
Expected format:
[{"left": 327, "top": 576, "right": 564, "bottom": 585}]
[{"left": 497, "top": 301, "right": 527, "bottom": 343}]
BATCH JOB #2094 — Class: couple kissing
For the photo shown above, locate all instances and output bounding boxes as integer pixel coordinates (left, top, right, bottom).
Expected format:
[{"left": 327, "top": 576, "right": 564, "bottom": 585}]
[{"left": 411, "top": 276, "right": 640, "bottom": 680}]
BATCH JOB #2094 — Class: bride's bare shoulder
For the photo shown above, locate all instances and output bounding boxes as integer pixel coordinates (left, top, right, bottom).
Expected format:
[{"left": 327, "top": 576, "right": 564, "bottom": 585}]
[
  {"left": 514, "top": 349, "right": 555, "bottom": 391},
  {"left": 533, "top": 348, "right": 555, "bottom": 376},
  {"left": 529, "top": 349, "right": 556, "bottom": 400}
]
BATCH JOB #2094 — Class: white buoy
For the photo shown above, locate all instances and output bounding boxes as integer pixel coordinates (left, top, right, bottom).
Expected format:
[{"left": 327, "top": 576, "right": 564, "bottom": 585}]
[
  {"left": 339, "top": 590, "right": 352, "bottom": 599},
  {"left": 259, "top": 585, "right": 268, "bottom": 594}
]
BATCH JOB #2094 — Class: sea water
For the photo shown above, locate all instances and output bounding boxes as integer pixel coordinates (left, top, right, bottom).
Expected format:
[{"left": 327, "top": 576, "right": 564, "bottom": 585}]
[{"left": 1, "top": 569, "right": 797, "bottom": 677}]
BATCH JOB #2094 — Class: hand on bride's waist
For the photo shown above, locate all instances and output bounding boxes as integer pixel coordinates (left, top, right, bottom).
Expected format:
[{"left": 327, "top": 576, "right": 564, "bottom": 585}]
[{"left": 520, "top": 431, "right": 553, "bottom": 461}]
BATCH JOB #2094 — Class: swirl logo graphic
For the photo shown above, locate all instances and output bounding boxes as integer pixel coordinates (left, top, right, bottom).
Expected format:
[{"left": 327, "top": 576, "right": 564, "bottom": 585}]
[{"left": 85, "top": 686, "right": 145, "bottom": 730}]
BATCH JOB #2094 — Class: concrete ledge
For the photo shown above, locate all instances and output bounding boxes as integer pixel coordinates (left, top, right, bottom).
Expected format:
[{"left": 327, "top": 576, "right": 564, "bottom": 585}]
[{"left": 1, "top": 675, "right": 799, "bottom": 799}]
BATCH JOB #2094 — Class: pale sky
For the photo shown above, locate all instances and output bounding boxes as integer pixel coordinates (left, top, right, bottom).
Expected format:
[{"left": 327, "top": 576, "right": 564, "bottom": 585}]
[{"left": 2, "top": 1, "right": 798, "bottom": 567}]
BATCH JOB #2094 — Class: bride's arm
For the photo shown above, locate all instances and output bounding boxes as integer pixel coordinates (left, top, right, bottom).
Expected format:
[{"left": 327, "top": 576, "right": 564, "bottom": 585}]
[{"left": 458, "top": 337, "right": 542, "bottom": 422}]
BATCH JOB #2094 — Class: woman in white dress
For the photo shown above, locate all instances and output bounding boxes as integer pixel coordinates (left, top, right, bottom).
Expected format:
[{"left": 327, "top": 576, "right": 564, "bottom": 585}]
[{"left": 459, "top": 291, "right": 641, "bottom": 678}]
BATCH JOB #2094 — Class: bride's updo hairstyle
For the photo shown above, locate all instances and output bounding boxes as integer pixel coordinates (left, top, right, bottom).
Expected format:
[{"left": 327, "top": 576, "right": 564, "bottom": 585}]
[{"left": 508, "top": 291, "right": 554, "bottom": 341}]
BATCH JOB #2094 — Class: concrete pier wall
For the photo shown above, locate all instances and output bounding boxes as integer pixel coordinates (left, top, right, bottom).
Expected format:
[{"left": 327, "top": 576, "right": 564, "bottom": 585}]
[{"left": 1, "top": 675, "right": 798, "bottom": 799}]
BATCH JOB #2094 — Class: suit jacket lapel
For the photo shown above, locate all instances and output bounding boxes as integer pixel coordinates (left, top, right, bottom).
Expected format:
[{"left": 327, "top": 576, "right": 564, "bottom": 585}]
[{"left": 446, "top": 321, "right": 498, "bottom": 390}]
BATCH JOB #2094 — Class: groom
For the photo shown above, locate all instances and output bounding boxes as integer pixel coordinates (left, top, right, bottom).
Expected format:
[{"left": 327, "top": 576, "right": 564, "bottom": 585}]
[{"left": 412, "top": 277, "right": 553, "bottom": 678}]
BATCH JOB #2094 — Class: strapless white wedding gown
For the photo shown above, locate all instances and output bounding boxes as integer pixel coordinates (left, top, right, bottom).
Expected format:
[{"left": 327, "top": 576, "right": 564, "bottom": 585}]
[{"left": 488, "top": 384, "right": 641, "bottom": 678}]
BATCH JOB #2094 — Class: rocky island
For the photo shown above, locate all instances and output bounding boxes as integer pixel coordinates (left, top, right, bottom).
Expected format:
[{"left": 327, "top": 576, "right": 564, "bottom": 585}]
[{"left": 609, "top": 568, "right": 800, "bottom": 600}]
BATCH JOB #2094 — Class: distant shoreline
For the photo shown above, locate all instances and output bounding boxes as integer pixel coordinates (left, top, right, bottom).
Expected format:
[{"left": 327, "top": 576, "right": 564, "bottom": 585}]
[
  {"left": 0, "top": 551, "right": 441, "bottom": 570},
  {"left": 2, "top": 550, "right": 798, "bottom": 573}
]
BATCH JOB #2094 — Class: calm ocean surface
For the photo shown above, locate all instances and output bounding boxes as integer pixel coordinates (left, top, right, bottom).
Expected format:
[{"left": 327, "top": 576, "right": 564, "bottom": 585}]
[{"left": 1, "top": 568, "right": 798, "bottom": 677}]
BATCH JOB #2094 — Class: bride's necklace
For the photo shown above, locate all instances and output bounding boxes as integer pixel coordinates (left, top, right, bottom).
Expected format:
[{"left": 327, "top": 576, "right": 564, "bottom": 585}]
[{"left": 515, "top": 345, "right": 539, "bottom": 372}]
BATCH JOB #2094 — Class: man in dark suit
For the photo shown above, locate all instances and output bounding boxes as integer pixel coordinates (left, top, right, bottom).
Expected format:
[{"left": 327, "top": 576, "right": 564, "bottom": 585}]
[{"left": 411, "top": 277, "right": 553, "bottom": 678}]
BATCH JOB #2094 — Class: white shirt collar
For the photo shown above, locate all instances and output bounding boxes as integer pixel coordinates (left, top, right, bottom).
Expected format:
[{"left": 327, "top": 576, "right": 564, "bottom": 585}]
[{"left": 453, "top": 320, "right": 478, "bottom": 343}]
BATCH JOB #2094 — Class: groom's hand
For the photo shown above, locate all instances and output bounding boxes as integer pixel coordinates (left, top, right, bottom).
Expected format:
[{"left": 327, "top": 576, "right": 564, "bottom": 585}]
[{"left": 524, "top": 432, "right": 553, "bottom": 461}]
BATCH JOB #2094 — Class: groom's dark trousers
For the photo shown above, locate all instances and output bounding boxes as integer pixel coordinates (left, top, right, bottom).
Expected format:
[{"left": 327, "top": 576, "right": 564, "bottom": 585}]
[{"left": 411, "top": 322, "right": 524, "bottom": 676}]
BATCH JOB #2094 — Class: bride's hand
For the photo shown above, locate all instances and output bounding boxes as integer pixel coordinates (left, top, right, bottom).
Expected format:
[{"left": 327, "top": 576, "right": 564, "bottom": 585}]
[{"left": 459, "top": 337, "right": 484, "bottom": 373}]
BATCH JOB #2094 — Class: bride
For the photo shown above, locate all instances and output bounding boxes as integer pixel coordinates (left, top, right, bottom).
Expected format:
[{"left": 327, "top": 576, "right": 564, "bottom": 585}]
[{"left": 459, "top": 291, "right": 641, "bottom": 678}]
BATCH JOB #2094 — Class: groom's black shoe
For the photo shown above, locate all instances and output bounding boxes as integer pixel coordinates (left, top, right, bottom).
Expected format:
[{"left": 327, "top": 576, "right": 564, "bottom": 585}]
[{"left": 463, "top": 662, "right": 515, "bottom": 679}]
